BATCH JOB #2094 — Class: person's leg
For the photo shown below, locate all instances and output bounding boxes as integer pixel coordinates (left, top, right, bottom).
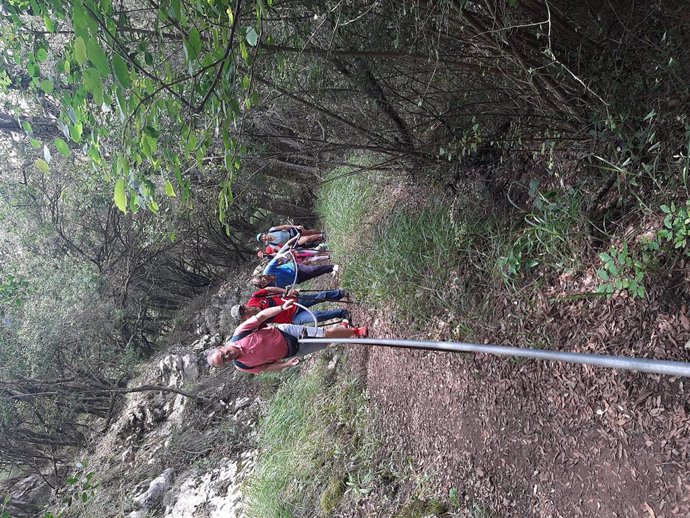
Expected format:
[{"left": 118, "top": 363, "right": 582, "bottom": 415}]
[
  {"left": 303, "top": 255, "right": 330, "bottom": 264},
  {"left": 324, "top": 326, "right": 357, "bottom": 338},
  {"left": 276, "top": 324, "right": 330, "bottom": 358},
  {"left": 292, "top": 308, "right": 347, "bottom": 325},
  {"left": 300, "top": 229, "right": 322, "bottom": 237},
  {"left": 296, "top": 264, "right": 334, "bottom": 283},
  {"left": 297, "top": 234, "right": 323, "bottom": 246},
  {"left": 297, "top": 289, "right": 344, "bottom": 308}
]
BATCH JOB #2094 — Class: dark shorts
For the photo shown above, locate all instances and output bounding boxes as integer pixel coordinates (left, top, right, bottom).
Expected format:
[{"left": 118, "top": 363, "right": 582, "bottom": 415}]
[{"left": 279, "top": 330, "right": 300, "bottom": 357}]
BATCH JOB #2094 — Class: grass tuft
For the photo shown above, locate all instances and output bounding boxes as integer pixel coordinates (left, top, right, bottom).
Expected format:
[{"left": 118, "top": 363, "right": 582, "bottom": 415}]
[
  {"left": 394, "top": 497, "right": 449, "bottom": 518},
  {"left": 245, "top": 361, "right": 373, "bottom": 518}
]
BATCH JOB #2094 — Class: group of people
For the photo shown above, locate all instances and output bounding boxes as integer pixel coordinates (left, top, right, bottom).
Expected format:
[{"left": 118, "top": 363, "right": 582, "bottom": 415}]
[{"left": 208, "top": 223, "right": 368, "bottom": 374}]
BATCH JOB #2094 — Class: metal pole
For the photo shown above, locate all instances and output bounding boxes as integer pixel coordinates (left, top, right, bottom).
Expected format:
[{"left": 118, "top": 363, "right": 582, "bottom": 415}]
[{"left": 298, "top": 337, "right": 690, "bottom": 377}]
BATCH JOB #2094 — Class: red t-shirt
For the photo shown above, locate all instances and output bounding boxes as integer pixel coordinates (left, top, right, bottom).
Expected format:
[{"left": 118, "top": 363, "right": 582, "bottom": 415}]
[
  {"left": 246, "top": 289, "right": 297, "bottom": 324},
  {"left": 230, "top": 318, "right": 288, "bottom": 374}
]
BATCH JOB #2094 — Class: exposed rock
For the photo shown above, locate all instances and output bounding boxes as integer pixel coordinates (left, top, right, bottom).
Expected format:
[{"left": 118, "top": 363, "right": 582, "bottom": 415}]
[
  {"left": 159, "top": 353, "right": 201, "bottom": 387},
  {"left": 162, "top": 458, "right": 255, "bottom": 518},
  {"left": 0, "top": 473, "right": 54, "bottom": 518},
  {"left": 131, "top": 468, "right": 175, "bottom": 512},
  {"left": 0, "top": 466, "right": 66, "bottom": 518}
]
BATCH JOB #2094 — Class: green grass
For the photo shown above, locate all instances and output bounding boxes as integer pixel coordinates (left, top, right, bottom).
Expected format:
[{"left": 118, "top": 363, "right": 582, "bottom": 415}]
[
  {"left": 245, "top": 359, "right": 375, "bottom": 518},
  {"left": 318, "top": 167, "right": 495, "bottom": 325},
  {"left": 341, "top": 203, "right": 460, "bottom": 318},
  {"left": 495, "top": 187, "right": 586, "bottom": 283},
  {"left": 317, "top": 165, "right": 376, "bottom": 261}
]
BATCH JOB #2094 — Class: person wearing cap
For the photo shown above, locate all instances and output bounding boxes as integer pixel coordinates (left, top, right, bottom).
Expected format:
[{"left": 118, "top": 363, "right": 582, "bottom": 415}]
[
  {"left": 231, "top": 287, "right": 349, "bottom": 325},
  {"left": 208, "top": 299, "right": 368, "bottom": 374},
  {"left": 256, "top": 224, "right": 324, "bottom": 248}
]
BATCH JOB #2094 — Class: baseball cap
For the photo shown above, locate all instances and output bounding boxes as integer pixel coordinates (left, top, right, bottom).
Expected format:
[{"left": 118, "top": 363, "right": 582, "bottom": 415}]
[{"left": 230, "top": 304, "right": 243, "bottom": 319}]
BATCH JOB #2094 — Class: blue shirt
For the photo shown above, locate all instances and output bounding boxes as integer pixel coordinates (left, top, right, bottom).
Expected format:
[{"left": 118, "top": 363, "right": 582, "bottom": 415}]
[{"left": 263, "top": 257, "right": 297, "bottom": 288}]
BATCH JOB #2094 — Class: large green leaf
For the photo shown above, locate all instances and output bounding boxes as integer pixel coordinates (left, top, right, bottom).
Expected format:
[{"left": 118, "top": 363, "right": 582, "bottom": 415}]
[
  {"left": 83, "top": 68, "right": 104, "bottom": 105},
  {"left": 74, "top": 37, "right": 87, "bottom": 65},
  {"left": 114, "top": 179, "right": 127, "bottom": 213},
  {"left": 164, "top": 180, "right": 176, "bottom": 197},
  {"left": 54, "top": 137, "right": 70, "bottom": 156},
  {"left": 34, "top": 159, "right": 49, "bottom": 173},
  {"left": 185, "top": 29, "right": 202, "bottom": 62},
  {"left": 87, "top": 39, "right": 110, "bottom": 77},
  {"left": 40, "top": 79, "right": 54, "bottom": 94},
  {"left": 112, "top": 54, "right": 131, "bottom": 87},
  {"left": 170, "top": 0, "right": 181, "bottom": 20},
  {"left": 35, "top": 48, "right": 48, "bottom": 62}
]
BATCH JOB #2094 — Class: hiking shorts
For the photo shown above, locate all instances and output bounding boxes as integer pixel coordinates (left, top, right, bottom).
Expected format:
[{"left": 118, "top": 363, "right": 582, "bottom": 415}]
[{"left": 275, "top": 324, "right": 325, "bottom": 339}]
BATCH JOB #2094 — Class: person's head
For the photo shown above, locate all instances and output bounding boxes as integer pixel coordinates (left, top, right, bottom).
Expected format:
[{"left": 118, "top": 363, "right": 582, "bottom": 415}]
[
  {"left": 256, "top": 233, "right": 264, "bottom": 243},
  {"left": 250, "top": 274, "right": 275, "bottom": 288},
  {"left": 230, "top": 304, "right": 259, "bottom": 320},
  {"left": 257, "top": 250, "right": 265, "bottom": 259},
  {"left": 207, "top": 344, "right": 240, "bottom": 368}
]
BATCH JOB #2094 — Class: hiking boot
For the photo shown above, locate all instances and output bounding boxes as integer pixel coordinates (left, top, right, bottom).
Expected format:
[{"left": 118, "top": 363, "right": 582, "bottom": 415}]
[
  {"left": 354, "top": 326, "right": 368, "bottom": 338},
  {"left": 331, "top": 264, "right": 340, "bottom": 277}
]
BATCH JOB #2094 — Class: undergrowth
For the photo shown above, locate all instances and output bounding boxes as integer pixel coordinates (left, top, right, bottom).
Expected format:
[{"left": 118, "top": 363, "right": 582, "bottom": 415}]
[
  {"left": 244, "top": 355, "right": 375, "bottom": 518},
  {"left": 318, "top": 166, "right": 471, "bottom": 320}
]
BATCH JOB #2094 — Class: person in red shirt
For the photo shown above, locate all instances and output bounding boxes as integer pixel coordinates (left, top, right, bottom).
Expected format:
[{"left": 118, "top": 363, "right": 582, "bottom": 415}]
[
  {"left": 230, "top": 287, "right": 349, "bottom": 325},
  {"left": 207, "top": 299, "right": 368, "bottom": 374}
]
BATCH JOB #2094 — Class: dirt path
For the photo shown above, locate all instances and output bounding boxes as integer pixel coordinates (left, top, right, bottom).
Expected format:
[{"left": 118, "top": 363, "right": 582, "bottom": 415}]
[{"left": 350, "top": 281, "right": 690, "bottom": 517}]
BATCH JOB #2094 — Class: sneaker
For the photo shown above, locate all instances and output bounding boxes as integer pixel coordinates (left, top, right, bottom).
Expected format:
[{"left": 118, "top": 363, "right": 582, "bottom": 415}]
[
  {"left": 341, "top": 290, "right": 352, "bottom": 301},
  {"left": 331, "top": 264, "right": 340, "bottom": 277},
  {"left": 354, "top": 326, "right": 368, "bottom": 338},
  {"left": 339, "top": 319, "right": 351, "bottom": 328},
  {"left": 341, "top": 310, "right": 351, "bottom": 321}
]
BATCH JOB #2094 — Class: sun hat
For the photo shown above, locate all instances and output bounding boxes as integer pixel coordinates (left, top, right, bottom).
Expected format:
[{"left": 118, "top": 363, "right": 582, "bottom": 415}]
[{"left": 256, "top": 233, "right": 263, "bottom": 242}]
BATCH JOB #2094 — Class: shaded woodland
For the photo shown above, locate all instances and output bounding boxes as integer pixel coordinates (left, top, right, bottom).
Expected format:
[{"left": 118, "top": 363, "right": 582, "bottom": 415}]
[{"left": 0, "top": 0, "right": 687, "bottom": 506}]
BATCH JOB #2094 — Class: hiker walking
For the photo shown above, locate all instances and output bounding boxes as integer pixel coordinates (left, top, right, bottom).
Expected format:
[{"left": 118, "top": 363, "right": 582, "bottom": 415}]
[
  {"left": 231, "top": 287, "right": 350, "bottom": 325},
  {"left": 208, "top": 300, "right": 368, "bottom": 374},
  {"left": 250, "top": 249, "right": 337, "bottom": 289},
  {"left": 257, "top": 224, "right": 323, "bottom": 248}
]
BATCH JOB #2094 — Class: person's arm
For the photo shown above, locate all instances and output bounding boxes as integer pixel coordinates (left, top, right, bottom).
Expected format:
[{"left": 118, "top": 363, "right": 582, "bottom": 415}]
[
  {"left": 263, "top": 256, "right": 281, "bottom": 274},
  {"left": 271, "top": 224, "right": 304, "bottom": 231},
  {"left": 277, "top": 235, "right": 300, "bottom": 254},
  {"left": 237, "top": 357, "right": 300, "bottom": 374},
  {"left": 254, "top": 299, "right": 294, "bottom": 324},
  {"left": 232, "top": 300, "right": 294, "bottom": 337},
  {"left": 252, "top": 287, "right": 286, "bottom": 296}
]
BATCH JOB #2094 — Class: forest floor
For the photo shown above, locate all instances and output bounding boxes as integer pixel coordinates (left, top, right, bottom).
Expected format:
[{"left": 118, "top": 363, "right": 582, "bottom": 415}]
[{"left": 321, "top": 159, "right": 690, "bottom": 518}]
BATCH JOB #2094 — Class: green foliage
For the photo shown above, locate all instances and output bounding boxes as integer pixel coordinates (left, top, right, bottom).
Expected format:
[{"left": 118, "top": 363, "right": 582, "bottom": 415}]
[
  {"left": 393, "top": 498, "right": 448, "bottom": 518},
  {"left": 497, "top": 183, "right": 584, "bottom": 280},
  {"left": 319, "top": 477, "right": 346, "bottom": 514},
  {"left": 595, "top": 201, "right": 690, "bottom": 298},
  {"left": 246, "top": 365, "right": 373, "bottom": 518},
  {"left": 596, "top": 244, "right": 648, "bottom": 298},
  {"left": 449, "top": 487, "right": 461, "bottom": 508},
  {"left": 659, "top": 201, "right": 690, "bottom": 251},
  {"left": 318, "top": 167, "right": 463, "bottom": 319},
  {"left": 44, "top": 463, "right": 98, "bottom": 518},
  {"left": 0, "top": 0, "right": 266, "bottom": 223}
]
